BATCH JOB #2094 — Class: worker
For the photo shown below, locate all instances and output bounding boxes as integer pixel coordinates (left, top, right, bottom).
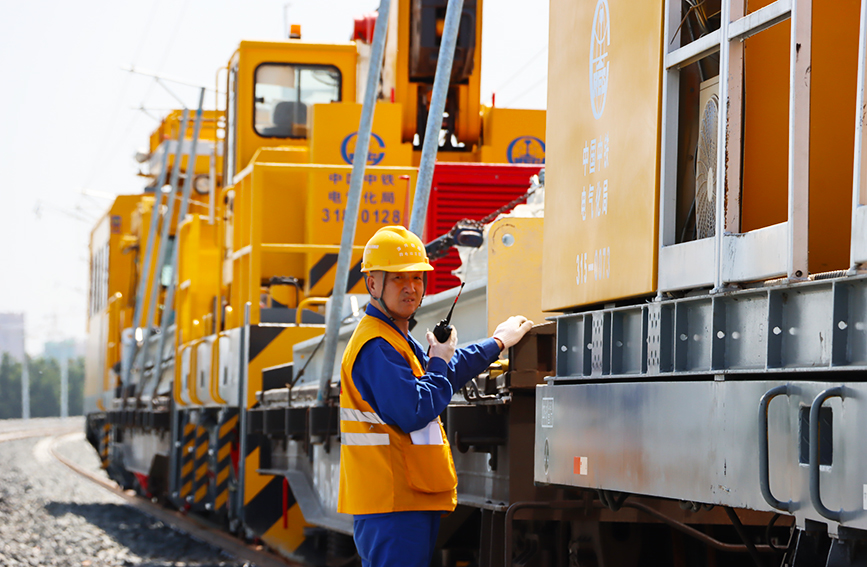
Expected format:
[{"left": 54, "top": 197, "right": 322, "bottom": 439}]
[{"left": 337, "top": 225, "right": 533, "bottom": 567}]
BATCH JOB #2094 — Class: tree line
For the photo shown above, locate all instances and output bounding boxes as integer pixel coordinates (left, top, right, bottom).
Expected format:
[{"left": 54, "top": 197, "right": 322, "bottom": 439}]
[{"left": 0, "top": 353, "right": 85, "bottom": 419}]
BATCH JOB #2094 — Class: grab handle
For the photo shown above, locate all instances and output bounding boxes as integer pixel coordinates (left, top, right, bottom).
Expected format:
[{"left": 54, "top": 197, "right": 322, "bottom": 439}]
[
  {"left": 809, "top": 386, "right": 845, "bottom": 522},
  {"left": 757, "top": 384, "right": 793, "bottom": 511}
]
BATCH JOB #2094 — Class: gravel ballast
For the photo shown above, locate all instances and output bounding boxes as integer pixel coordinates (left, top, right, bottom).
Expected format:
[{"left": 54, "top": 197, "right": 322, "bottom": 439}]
[{"left": 0, "top": 418, "right": 248, "bottom": 567}]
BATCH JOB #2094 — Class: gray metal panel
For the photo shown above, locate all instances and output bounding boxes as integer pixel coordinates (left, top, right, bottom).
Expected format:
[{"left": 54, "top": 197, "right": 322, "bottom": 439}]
[
  {"left": 553, "top": 275, "right": 867, "bottom": 379},
  {"left": 776, "top": 286, "right": 833, "bottom": 368},
  {"left": 611, "top": 308, "right": 646, "bottom": 375},
  {"left": 535, "top": 380, "right": 867, "bottom": 533},
  {"left": 453, "top": 449, "right": 510, "bottom": 510},
  {"left": 675, "top": 298, "right": 713, "bottom": 372},
  {"left": 282, "top": 441, "right": 353, "bottom": 535},
  {"left": 841, "top": 281, "right": 867, "bottom": 364},
  {"left": 716, "top": 292, "right": 768, "bottom": 370},
  {"left": 120, "top": 429, "right": 171, "bottom": 476}
]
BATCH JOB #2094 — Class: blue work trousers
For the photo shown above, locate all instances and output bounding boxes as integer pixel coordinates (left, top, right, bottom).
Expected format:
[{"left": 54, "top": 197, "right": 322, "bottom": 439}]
[{"left": 353, "top": 510, "right": 441, "bottom": 567}]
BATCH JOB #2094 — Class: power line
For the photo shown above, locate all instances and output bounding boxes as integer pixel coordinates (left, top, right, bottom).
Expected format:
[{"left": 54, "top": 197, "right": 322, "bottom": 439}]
[
  {"left": 80, "top": 0, "right": 164, "bottom": 193},
  {"left": 81, "top": 0, "right": 193, "bottom": 201},
  {"left": 490, "top": 44, "right": 548, "bottom": 95},
  {"left": 504, "top": 73, "right": 548, "bottom": 106}
]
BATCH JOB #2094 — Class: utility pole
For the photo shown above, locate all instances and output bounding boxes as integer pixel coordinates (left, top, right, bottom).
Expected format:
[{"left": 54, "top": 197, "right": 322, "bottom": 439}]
[
  {"left": 60, "top": 355, "right": 69, "bottom": 419},
  {"left": 21, "top": 353, "right": 29, "bottom": 420}
]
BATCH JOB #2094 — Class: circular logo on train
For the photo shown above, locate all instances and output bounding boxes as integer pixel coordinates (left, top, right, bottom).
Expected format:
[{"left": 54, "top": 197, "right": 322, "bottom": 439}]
[
  {"left": 340, "top": 132, "right": 386, "bottom": 165},
  {"left": 589, "top": 0, "right": 610, "bottom": 120},
  {"left": 506, "top": 136, "right": 546, "bottom": 164}
]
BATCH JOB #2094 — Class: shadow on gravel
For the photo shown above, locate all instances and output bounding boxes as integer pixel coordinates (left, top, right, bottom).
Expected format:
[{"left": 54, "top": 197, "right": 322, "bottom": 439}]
[{"left": 44, "top": 501, "right": 233, "bottom": 566}]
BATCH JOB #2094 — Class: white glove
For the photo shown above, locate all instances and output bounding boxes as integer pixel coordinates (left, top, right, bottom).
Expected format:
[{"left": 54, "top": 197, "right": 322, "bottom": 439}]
[{"left": 492, "top": 316, "right": 534, "bottom": 350}]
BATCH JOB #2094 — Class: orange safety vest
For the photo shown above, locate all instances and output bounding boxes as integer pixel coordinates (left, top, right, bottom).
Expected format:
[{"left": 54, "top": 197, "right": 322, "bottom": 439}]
[{"left": 337, "top": 314, "right": 458, "bottom": 515}]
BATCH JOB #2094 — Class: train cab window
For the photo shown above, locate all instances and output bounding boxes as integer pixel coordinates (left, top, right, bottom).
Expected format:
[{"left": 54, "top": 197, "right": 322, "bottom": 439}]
[{"left": 253, "top": 63, "right": 341, "bottom": 139}]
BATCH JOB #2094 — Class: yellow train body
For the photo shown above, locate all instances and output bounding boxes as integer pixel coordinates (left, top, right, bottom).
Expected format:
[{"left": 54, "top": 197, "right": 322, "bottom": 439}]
[{"left": 84, "top": 2, "right": 548, "bottom": 563}]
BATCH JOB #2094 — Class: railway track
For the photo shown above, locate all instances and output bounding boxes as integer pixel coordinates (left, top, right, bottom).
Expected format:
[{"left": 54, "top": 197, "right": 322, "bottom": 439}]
[
  {"left": 0, "top": 420, "right": 300, "bottom": 567},
  {"left": 0, "top": 422, "right": 80, "bottom": 443}
]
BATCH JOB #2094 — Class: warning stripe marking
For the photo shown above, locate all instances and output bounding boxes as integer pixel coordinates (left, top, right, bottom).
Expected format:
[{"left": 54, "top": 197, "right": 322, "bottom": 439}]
[
  {"left": 216, "top": 467, "right": 229, "bottom": 486},
  {"left": 214, "top": 411, "right": 238, "bottom": 513},
  {"left": 219, "top": 416, "right": 238, "bottom": 437},
  {"left": 215, "top": 490, "right": 228, "bottom": 511},
  {"left": 573, "top": 456, "right": 588, "bottom": 475}
]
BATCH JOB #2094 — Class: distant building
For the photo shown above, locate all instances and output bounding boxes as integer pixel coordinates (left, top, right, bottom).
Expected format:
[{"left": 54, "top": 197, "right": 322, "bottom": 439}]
[{"left": 0, "top": 313, "right": 25, "bottom": 363}]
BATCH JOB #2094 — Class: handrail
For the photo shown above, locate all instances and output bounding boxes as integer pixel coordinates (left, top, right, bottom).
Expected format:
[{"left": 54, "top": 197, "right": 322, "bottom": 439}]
[
  {"left": 210, "top": 332, "right": 230, "bottom": 405},
  {"left": 809, "top": 386, "right": 846, "bottom": 522},
  {"left": 230, "top": 242, "right": 363, "bottom": 268},
  {"left": 260, "top": 243, "right": 365, "bottom": 254},
  {"left": 106, "top": 292, "right": 124, "bottom": 395},
  {"left": 757, "top": 383, "right": 793, "bottom": 511},
  {"left": 296, "top": 297, "right": 329, "bottom": 325},
  {"left": 215, "top": 186, "right": 233, "bottom": 334}
]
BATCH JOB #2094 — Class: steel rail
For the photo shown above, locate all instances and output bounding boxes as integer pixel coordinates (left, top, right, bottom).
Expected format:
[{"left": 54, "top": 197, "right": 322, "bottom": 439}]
[
  {"left": 0, "top": 424, "right": 80, "bottom": 444},
  {"left": 48, "top": 432, "right": 298, "bottom": 567}
]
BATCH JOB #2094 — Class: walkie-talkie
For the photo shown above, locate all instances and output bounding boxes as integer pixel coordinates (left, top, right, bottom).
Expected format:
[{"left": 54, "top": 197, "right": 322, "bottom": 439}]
[{"left": 432, "top": 282, "right": 465, "bottom": 343}]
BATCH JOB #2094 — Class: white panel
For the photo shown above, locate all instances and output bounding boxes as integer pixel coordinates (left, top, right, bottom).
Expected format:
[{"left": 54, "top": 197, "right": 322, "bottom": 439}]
[
  {"left": 217, "top": 333, "right": 238, "bottom": 406},
  {"left": 851, "top": 206, "right": 867, "bottom": 264},
  {"left": 664, "top": 29, "right": 721, "bottom": 70},
  {"left": 728, "top": 0, "right": 792, "bottom": 41},
  {"left": 180, "top": 347, "right": 191, "bottom": 406},
  {"left": 195, "top": 339, "right": 215, "bottom": 406},
  {"left": 721, "top": 223, "right": 788, "bottom": 283},
  {"left": 658, "top": 239, "right": 715, "bottom": 292}
]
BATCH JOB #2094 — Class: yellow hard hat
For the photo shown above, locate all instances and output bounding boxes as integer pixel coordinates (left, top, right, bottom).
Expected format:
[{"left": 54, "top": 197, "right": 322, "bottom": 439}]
[{"left": 361, "top": 226, "right": 433, "bottom": 273}]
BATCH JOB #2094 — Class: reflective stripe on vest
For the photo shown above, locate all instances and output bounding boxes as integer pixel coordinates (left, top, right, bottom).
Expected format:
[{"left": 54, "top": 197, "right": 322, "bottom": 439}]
[
  {"left": 342, "top": 432, "right": 390, "bottom": 446},
  {"left": 337, "top": 314, "right": 458, "bottom": 515},
  {"left": 340, "top": 407, "right": 385, "bottom": 425}
]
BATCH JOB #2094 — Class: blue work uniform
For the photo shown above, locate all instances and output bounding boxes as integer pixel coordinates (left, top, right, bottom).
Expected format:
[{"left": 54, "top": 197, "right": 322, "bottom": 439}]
[{"left": 350, "top": 303, "right": 501, "bottom": 567}]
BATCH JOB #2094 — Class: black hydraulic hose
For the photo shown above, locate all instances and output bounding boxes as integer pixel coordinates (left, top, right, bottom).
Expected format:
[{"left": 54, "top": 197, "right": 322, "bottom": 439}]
[
  {"left": 619, "top": 501, "right": 775, "bottom": 554},
  {"left": 764, "top": 513, "right": 790, "bottom": 554},
  {"left": 598, "top": 489, "right": 628, "bottom": 512},
  {"left": 723, "top": 506, "right": 765, "bottom": 567},
  {"left": 504, "top": 499, "right": 777, "bottom": 566}
]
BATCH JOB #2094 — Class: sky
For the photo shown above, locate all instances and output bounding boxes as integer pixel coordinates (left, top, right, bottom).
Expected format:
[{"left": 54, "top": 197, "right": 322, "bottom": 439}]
[{"left": 0, "top": 0, "right": 549, "bottom": 355}]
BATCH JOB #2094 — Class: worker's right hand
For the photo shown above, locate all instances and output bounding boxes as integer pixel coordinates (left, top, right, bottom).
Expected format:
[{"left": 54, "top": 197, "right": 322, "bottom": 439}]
[{"left": 426, "top": 327, "right": 457, "bottom": 363}]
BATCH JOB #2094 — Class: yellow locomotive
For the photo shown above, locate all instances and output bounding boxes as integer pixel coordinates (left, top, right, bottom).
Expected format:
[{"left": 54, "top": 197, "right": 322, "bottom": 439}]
[
  {"left": 85, "top": 1, "right": 545, "bottom": 564},
  {"left": 90, "top": 0, "right": 867, "bottom": 563}
]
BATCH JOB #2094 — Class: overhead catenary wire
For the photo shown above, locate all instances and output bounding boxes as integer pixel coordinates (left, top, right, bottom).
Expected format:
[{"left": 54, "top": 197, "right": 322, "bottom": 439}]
[
  {"left": 80, "top": 0, "right": 193, "bottom": 205},
  {"left": 489, "top": 44, "right": 548, "bottom": 96},
  {"left": 505, "top": 73, "right": 548, "bottom": 106},
  {"left": 79, "top": 0, "right": 167, "bottom": 195}
]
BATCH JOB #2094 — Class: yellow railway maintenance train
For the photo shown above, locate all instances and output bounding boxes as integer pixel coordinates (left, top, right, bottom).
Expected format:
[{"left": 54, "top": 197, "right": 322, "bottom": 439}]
[
  {"left": 88, "top": 0, "right": 867, "bottom": 565},
  {"left": 84, "top": 1, "right": 546, "bottom": 565}
]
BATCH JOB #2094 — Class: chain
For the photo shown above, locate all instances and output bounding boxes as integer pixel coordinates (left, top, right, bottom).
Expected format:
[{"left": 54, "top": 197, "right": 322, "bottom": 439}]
[{"left": 466, "top": 185, "right": 538, "bottom": 229}]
